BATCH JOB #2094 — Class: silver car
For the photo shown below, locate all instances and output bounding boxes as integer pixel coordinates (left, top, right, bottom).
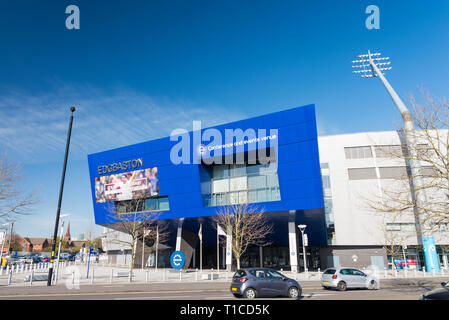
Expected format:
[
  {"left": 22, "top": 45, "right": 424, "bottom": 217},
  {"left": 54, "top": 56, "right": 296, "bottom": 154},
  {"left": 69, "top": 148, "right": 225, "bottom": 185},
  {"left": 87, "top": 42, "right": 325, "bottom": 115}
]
[{"left": 321, "top": 267, "right": 379, "bottom": 291}]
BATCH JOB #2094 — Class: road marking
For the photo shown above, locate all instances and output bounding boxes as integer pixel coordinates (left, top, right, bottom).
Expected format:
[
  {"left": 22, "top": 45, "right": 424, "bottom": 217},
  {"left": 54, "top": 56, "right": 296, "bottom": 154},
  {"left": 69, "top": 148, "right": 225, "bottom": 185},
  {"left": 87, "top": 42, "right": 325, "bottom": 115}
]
[
  {"left": 0, "top": 289, "right": 228, "bottom": 298},
  {"left": 303, "top": 293, "right": 335, "bottom": 298},
  {"left": 114, "top": 295, "right": 194, "bottom": 300}
]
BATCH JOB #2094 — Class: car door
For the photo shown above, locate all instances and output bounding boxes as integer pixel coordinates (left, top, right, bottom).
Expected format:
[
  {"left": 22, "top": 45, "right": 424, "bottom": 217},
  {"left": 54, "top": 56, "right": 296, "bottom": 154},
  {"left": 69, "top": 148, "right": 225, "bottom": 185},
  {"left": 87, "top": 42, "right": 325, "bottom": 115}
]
[
  {"left": 350, "top": 269, "right": 367, "bottom": 288},
  {"left": 339, "top": 268, "right": 355, "bottom": 288},
  {"left": 265, "top": 269, "right": 287, "bottom": 296},
  {"left": 249, "top": 269, "right": 271, "bottom": 297}
]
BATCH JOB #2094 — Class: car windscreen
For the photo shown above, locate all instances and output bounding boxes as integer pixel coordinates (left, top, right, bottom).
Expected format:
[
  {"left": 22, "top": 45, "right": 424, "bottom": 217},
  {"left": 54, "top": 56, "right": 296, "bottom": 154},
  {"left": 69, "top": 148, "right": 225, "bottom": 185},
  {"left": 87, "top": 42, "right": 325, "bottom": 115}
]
[{"left": 323, "top": 269, "right": 336, "bottom": 275}]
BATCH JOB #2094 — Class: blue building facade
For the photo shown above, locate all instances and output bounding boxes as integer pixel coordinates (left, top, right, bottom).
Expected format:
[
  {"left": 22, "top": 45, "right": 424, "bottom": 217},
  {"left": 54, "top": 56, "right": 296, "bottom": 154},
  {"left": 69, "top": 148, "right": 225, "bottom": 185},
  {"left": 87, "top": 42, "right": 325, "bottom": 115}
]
[{"left": 88, "top": 104, "right": 327, "bottom": 270}]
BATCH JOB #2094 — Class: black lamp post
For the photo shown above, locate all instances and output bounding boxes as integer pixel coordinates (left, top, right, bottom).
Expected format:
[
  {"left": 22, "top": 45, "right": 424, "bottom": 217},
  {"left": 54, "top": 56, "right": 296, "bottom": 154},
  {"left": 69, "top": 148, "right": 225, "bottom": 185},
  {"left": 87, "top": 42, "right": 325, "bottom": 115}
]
[{"left": 47, "top": 107, "right": 75, "bottom": 286}]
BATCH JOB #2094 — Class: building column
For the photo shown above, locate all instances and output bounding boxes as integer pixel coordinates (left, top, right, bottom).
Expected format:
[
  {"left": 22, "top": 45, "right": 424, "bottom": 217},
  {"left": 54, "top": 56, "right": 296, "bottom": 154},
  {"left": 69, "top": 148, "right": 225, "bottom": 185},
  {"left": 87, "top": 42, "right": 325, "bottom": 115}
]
[
  {"left": 288, "top": 221, "right": 298, "bottom": 273},
  {"left": 175, "top": 218, "right": 184, "bottom": 251}
]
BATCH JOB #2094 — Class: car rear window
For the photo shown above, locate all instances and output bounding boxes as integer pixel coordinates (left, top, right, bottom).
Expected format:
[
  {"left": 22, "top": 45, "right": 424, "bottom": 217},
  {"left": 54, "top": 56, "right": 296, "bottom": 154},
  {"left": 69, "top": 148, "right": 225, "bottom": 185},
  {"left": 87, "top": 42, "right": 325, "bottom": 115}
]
[
  {"left": 233, "top": 270, "right": 247, "bottom": 278},
  {"left": 324, "top": 269, "right": 336, "bottom": 275}
]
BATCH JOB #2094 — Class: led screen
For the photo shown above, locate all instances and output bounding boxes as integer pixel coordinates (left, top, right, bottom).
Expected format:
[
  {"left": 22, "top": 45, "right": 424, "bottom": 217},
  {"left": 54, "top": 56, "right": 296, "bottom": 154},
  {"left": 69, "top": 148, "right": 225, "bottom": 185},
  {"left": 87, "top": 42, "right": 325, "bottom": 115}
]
[{"left": 95, "top": 167, "right": 159, "bottom": 203}]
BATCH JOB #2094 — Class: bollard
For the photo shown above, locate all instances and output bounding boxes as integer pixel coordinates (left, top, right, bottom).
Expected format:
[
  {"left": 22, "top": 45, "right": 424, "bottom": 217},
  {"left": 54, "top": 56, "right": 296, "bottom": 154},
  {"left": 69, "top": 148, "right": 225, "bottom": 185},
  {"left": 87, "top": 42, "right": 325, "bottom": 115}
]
[
  {"left": 432, "top": 267, "right": 435, "bottom": 277},
  {"left": 146, "top": 269, "right": 149, "bottom": 283},
  {"left": 91, "top": 269, "right": 94, "bottom": 284},
  {"left": 110, "top": 269, "right": 113, "bottom": 284},
  {"left": 394, "top": 268, "right": 398, "bottom": 278},
  {"left": 422, "top": 266, "right": 426, "bottom": 277},
  {"left": 6, "top": 265, "right": 9, "bottom": 275},
  {"left": 211, "top": 268, "right": 214, "bottom": 281},
  {"left": 0, "top": 266, "right": 2, "bottom": 276},
  {"left": 7, "top": 270, "right": 12, "bottom": 286},
  {"left": 179, "top": 269, "right": 182, "bottom": 282},
  {"left": 72, "top": 271, "right": 75, "bottom": 285},
  {"left": 414, "top": 268, "right": 417, "bottom": 278},
  {"left": 383, "top": 267, "right": 387, "bottom": 278},
  {"left": 30, "top": 270, "right": 34, "bottom": 285},
  {"left": 318, "top": 268, "right": 321, "bottom": 280},
  {"left": 226, "top": 270, "right": 228, "bottom": 282},
  {"left": 163, "top": 269, "right": 166, "bottom": 281},
  {"left": 195, "top": 268, "right": 198, "bottom": 281},
  {"left": 441, "top": 268, "right": 445, "bottom": 277},
  {"left": 16, "top": 265, "right": 19, "bottom": 274}
]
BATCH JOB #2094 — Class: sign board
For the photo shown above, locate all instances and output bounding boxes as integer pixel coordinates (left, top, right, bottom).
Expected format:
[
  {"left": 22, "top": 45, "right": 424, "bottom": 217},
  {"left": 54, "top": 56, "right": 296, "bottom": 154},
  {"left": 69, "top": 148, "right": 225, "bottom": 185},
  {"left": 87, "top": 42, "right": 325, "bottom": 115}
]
[{"left": 170, "top": 251, "right": 185, "bottom": 270}]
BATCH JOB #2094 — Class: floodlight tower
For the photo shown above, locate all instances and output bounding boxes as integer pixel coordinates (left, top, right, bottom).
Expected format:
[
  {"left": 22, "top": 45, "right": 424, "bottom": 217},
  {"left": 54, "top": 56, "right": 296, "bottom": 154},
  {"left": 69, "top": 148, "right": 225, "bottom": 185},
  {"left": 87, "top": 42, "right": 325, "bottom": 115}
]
[{"left": 352, "top": 50, "right": 432, "bottom": 270}]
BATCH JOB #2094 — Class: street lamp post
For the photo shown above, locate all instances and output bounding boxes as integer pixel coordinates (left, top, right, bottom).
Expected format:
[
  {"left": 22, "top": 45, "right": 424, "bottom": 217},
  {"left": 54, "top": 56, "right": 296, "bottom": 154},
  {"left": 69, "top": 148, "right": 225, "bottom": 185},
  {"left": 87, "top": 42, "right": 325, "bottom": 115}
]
[
  {"left": 298, "top": 225, "right": 307, "bottom": 273},
  {"left": 351, "top": 51, "right": 432, "bottom": 271},
  {"left": 55, "top": 214, "right": 70, "bottom": 283},
  {"left": 47, "top": 107, "right": 76, "bottom": 286}
]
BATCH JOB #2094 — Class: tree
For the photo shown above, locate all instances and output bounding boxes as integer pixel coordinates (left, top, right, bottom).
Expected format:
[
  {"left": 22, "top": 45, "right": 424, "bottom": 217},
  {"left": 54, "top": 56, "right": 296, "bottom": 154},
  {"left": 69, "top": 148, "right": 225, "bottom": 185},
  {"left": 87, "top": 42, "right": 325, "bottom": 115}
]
[
  {"left": 376, "top": 212, "right": 415, "bottom": 275},
  {"left": 105, "top": 199, "right": 169, "bottom": 281},
  {"left": 92, "top": 237, "right": 103, "bottom": 252},
  {"left": 5, "top": 233, "right": 22, "bottom": 252},
  {"left": 212, "top": 203, "right": 273, "bottom": 270},
  {"left": 365, "top": 91, "right": 449, "bottom": 234},
  {"left": 0, "top": 154, "right": 37, "bottom": 222}
]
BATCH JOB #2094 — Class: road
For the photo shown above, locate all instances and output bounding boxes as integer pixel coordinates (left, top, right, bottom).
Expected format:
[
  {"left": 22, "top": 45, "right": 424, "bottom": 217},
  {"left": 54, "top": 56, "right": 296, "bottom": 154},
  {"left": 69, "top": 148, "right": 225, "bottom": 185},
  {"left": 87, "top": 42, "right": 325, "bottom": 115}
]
[{"left": 0, "top": 284, "right": 432, "bottom": 300}]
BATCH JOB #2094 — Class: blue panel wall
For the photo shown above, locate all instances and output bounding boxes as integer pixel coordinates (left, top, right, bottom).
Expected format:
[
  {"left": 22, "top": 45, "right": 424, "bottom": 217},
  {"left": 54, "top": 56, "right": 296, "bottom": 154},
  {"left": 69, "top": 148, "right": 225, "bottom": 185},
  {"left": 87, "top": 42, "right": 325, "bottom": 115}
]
[{"left": 88, "top": 104, "right": 324, "bottom": 236}]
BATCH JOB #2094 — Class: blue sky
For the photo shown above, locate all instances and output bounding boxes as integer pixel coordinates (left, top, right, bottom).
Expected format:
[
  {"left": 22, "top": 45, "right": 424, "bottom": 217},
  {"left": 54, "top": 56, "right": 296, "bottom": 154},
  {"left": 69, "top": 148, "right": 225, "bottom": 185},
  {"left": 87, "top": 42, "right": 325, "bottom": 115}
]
[{"left": 0, "top": 0, "right": 448, "bottom": 238}]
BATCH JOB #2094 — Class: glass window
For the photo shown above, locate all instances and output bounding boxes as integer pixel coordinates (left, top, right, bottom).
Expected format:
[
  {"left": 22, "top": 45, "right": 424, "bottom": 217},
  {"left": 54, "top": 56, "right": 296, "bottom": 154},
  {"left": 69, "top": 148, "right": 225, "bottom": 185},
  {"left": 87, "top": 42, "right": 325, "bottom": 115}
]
[
  {"left": 248, "top": 175, "right": 266, "bottom": 190},
  {"left": 351, "top": 269, "right": 365, "bottom": 276},
  {"left": 158, "top": 197, "right": 169, "bottom": 211},
  {"left": 249, "top": 269, "right": 266, "bottom": 278},
  {"left": 322, "top": 175, "right": 331, "bottom": 189},
  {"left": 378, "top": 167, "right": 407, "bottom": 180},
  {"left": 348, "top": 168, "right": 377, "bottom": 180},
  {"left": 340, "top": 269, "right": 352, "bottom": 275},
  {"left": 265, "top": 269, "right": 284, "bottom": 279},
  {"left": 344, "top": 146, "right": 373, "bottom": 159},
  {"left": 323, "top": 269, "right": 336, "bottom": 275},
  {"left": 233, "top": 270, "right": 247, "bottom": 278}
]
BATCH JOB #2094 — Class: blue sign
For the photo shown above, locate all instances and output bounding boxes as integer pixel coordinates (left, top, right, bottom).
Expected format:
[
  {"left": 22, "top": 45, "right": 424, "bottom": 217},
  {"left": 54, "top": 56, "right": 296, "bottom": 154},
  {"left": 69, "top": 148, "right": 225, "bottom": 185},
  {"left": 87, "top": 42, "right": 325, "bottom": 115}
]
[
  {"left": 423, "top": 236, "right": 440, "bottom": 273},
  {"left": 170, "top": 251, "right": 185, "bottom": 270}
]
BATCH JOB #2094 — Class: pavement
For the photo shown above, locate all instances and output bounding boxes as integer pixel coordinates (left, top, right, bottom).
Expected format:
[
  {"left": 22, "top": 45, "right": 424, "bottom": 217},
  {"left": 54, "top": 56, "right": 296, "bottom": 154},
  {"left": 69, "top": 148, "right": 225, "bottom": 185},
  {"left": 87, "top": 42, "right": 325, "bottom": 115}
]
[{"left": 0, "top": 263, "right": 447, "bottom": 299}]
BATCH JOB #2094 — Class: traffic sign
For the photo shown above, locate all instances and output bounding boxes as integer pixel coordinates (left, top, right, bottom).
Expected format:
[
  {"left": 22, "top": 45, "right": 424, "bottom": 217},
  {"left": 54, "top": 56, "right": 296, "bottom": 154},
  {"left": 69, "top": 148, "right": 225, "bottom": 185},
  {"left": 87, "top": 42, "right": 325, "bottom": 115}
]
[{"left": 170, "top": 251, "right": 185, "bottom": 270}]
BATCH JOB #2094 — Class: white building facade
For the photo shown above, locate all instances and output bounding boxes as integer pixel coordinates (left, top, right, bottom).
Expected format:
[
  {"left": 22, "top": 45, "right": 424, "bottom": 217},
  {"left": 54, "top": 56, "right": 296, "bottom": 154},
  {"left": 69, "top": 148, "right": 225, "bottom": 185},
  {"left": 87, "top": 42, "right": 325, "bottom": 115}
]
[{"left": 318, "top": 130, "right": 449, "bottom": 271}]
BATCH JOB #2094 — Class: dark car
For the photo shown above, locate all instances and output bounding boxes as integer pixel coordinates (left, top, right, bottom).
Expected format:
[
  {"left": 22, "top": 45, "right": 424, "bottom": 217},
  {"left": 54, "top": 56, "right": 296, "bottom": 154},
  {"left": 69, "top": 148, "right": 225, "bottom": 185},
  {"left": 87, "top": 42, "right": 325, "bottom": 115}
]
[
  {"left": 420, "top": 281, "right": 449, "bottom": 300},
  {"left": 230, "top": 268, "right": 302, "bottom": 299}
]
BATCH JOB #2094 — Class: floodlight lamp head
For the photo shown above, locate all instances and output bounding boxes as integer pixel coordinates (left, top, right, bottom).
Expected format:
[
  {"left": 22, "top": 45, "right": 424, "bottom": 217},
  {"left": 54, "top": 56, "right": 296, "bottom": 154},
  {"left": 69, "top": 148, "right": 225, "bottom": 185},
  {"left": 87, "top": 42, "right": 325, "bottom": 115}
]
[{"left": 298, "top": 224, "right": 307, "bottom": 231}]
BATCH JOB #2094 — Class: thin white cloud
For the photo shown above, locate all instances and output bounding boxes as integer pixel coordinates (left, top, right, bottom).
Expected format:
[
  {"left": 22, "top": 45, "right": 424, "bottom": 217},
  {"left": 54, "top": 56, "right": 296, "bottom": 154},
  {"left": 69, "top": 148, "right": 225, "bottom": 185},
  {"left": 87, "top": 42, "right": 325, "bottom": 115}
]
[{"left": 0, "top": 85, "right": 247, "bottom": 163}]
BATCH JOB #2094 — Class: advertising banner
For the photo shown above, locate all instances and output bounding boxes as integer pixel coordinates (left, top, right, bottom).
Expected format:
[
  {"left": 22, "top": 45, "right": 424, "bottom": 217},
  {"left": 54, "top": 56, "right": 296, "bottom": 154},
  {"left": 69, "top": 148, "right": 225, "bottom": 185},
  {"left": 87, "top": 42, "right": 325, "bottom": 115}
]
[
  {"left": 423, "top": 236, "right": 440, "bottom": 273},
  {"left": 95, "top": 167, "right": 159, "bottom": 203}
]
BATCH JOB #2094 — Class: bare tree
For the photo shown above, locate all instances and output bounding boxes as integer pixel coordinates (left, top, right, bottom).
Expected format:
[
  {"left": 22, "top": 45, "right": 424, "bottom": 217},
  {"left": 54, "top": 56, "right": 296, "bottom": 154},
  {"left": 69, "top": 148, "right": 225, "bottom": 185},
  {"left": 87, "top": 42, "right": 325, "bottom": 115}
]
[
  {"left": 104, "top": 199, "right": 169, "bottom": 281},
  {"left": 0, "top": 154, "right": 37, "bottom": 222},
  {"left": 375, "top": 212, "right": 415, "bottom": 275},
  {"left": 365, "top": 91, "right": 449, "bottom": 234},
  {"left": 212, "top": 203, "right": 273, "bottom": 270}
]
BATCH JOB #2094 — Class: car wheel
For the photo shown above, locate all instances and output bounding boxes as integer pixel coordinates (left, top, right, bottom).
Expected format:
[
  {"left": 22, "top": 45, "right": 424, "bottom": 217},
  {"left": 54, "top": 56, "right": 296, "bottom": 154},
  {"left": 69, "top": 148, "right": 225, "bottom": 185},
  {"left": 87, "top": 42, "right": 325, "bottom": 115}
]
[
  {"left": 288, "top": 286, "right": 301, "bottom": 299},
  {"left": 243, "top": 288, "right": 257, "bottom": 299},
  {"left": 368, "top": 280, "right": 377, "bottom": 290},
  {"left": 337, "top": 281, "right": 347, "bottom": 291}
]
